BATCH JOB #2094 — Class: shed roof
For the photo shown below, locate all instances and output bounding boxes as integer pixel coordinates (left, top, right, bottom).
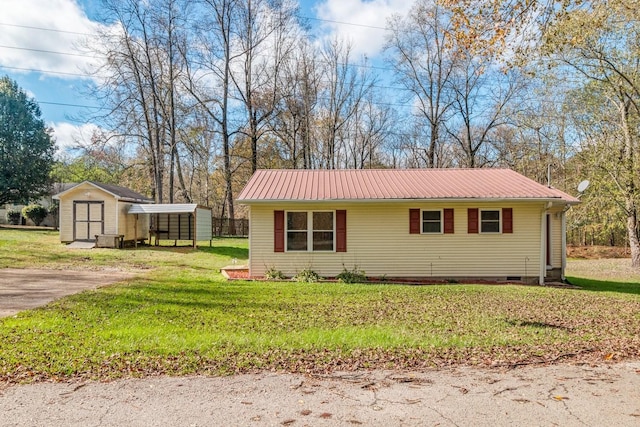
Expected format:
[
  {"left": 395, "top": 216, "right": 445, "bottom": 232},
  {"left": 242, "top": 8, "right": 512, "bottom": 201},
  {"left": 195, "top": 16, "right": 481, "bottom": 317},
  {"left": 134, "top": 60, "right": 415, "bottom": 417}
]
[
  {"left": 237, "top": 169, "right": 580, "bottom": 204},
  {"left": 53, "top": 181, "right": 153, "bottom": 203},
  {"left": 128, "top": 204, "right": 210, "bottom": 214}
]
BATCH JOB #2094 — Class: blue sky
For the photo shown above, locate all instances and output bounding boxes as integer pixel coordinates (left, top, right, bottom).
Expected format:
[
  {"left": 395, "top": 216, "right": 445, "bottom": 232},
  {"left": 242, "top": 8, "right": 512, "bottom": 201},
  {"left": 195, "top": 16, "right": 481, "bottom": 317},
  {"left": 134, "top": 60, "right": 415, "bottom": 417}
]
[{"left": 0, "top": 0, "right": 412, "bottom": 152}]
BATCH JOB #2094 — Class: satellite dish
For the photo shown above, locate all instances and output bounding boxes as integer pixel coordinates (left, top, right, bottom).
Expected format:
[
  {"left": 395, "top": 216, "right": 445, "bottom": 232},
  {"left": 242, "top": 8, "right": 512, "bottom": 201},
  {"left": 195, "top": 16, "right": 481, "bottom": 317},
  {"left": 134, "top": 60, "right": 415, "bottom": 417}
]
[{"left": 577, "top": 180, "right": 590, "bottom": 193}]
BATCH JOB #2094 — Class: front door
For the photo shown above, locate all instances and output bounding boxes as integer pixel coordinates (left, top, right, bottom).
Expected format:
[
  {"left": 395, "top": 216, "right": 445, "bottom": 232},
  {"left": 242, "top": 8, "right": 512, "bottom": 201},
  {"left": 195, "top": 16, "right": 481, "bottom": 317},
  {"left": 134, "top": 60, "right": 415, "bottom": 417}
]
[{"left": 74, "top": 201, "right": 104, "bottom": 241}]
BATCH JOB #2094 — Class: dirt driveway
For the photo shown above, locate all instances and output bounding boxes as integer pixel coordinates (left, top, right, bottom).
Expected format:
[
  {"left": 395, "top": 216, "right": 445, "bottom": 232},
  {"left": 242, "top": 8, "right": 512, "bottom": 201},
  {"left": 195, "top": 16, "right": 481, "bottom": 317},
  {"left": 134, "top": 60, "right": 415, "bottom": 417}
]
[
  {"left": 0, "top": 269, "right": 134, "bottom": 318},
  {"left": 1, "top": 361, "right": 639, "bottom": 426}
]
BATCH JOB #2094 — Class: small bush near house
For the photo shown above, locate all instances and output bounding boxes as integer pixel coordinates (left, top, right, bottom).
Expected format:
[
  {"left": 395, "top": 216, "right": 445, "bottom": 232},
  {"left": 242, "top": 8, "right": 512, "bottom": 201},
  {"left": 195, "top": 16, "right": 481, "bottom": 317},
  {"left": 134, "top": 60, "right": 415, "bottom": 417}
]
[
  {"left": 264, "top": 266, "right": 285, "bottom": 280},
  {"left": 48, "top": 203, "right": 59, "bottom": 217},
  {"left": 337, "top": 265, "right": 367, "bottom": 283},
  {"left": 21, "top": 204, "right": 48, "bottom": 226},
  {"left": 293, "top": 267, "right": 321, "bottom": 283},
  {"left": 6, "top": 209, "right": 22, "bottom": 225}
]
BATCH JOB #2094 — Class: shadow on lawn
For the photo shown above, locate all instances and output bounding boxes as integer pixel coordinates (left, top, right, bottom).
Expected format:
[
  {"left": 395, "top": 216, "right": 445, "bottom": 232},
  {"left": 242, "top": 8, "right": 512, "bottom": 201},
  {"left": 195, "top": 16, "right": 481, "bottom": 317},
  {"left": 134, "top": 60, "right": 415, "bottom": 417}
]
[
  {"left": 198, "top": 246, "right": 248, "bottom": 260},
  {"left": 125, "top": 245, "right": 248, "bottom": 259},
  {"left": 106, "top": 280, "right": 279, "bottom": 312},
  {"left": 567, "top": 276, "right": 640, "bottom": 296}
]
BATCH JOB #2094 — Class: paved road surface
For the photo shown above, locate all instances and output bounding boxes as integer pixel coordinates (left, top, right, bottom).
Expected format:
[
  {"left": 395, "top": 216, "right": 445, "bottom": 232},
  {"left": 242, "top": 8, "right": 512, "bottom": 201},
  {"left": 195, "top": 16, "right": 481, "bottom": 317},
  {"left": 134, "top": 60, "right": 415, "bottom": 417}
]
[{"left": 1, "top": 362, "right": 639, "bottom": 426}]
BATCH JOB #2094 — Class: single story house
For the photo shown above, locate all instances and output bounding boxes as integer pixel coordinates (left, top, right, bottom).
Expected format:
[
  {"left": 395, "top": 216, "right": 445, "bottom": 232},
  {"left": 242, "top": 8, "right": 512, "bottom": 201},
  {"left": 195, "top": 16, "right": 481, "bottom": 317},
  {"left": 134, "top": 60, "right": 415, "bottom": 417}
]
[
  {"left": 237, "top": 169, "right": 580, "bottom": 284},
  {"left": 127, "top": 203, "right": 213, "bottom": 248},
  {"left": 53, "top": 181, "right": 153, "bottom": 245}
]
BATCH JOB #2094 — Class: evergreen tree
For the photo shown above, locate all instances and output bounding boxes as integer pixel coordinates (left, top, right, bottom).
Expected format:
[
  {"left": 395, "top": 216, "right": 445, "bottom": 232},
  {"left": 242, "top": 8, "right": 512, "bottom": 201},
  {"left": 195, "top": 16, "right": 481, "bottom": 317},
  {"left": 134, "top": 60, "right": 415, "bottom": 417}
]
[{"left": 0, "top": 76, "right": 56, "bottom": 205}]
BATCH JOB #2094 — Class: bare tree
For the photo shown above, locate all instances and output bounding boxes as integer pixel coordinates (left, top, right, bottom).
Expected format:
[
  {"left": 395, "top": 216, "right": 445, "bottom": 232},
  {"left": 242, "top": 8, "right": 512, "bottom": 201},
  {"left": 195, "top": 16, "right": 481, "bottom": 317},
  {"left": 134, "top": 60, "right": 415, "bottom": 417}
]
[
  {"left": 90, "top": 0, "right": 192, "bottom": 203},
  {"left": 318, "top": 38, "right": 374, "bottom": 169},
  {"left": 271, "top": 39, "right": 321, "bottom": 168},
  {"left": 182, "top": 0, "right": 242, "bottom": 227},
  {"left": 346, "top": 91, "right": 393, "bottom": 169},
  {"left": 385, "top": 0, "right": 456, "bottom": 168},
  {"left": 232, "top": 0, "right": 299, "bottom": 173},
  {"left": 446, "top": 54, "right": 527, "bottom": 168}
]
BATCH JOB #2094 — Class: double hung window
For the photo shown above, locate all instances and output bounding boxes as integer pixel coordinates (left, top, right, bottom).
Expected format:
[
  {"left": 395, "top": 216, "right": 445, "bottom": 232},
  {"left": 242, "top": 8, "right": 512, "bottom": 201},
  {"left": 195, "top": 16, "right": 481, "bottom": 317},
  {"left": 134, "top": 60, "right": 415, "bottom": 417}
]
[
  {"left": 286, "top": 211, "right": 334, "bottom": 251},
  {"left": 480, "top": 210, "right": 500, "bottom": 233},
  {"left": 422, "top": 210, "right": 442, "bottom": 233}
]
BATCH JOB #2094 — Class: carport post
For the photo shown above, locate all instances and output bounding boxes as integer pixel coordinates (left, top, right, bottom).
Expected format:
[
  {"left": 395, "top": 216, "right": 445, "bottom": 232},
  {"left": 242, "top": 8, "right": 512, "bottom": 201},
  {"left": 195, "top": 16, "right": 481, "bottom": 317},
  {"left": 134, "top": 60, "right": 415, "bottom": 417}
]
[
  {"left": 134, "top": 214, "right": 138, "bottom": 248},
  {"left": 192, "top": 210, "right": 196, "bottom": 248}
]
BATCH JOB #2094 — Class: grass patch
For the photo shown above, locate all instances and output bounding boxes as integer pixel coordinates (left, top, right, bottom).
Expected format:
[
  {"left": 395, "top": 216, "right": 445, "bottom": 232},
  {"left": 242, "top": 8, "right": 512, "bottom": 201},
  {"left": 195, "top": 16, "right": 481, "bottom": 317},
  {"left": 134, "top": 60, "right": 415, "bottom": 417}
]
[
  {"left": 567, "top": 277, "right": 640, "bottom": 296},
  {"left": 1, "top": 230, "right": 640, "bottom": 381},
  {"left": 0, "top": 228, "right": 247, "bottom": 272}
]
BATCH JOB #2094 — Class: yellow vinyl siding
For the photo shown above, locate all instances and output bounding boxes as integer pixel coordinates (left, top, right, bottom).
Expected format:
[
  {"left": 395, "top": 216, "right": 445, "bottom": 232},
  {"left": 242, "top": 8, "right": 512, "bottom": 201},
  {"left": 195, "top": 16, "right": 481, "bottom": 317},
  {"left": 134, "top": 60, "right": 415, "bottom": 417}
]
[
  {"left": 248, "top": 201, "right": 547, "bottom": 280},
  {"left": 549, "top": 208, "right": 563, "bottom": 269},
  {"left": 119, "top": 202, "right": 149, "bottom": 241}
]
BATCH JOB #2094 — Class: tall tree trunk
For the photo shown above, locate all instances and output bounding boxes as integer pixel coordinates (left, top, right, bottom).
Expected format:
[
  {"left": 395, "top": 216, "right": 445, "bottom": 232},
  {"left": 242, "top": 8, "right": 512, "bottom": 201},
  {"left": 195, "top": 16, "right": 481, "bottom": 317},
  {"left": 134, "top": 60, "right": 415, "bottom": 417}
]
[
  {"left": 622, "top": 98, "right": 640, "bottom": 267},
  {"left": 626, "top": 198, "right": 640, "bottom": 267}
]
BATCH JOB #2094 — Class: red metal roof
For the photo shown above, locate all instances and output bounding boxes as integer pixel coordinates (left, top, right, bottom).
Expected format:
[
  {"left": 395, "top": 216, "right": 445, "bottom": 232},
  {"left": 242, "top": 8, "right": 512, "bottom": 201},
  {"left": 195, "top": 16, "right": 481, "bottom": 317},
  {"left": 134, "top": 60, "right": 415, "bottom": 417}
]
[{"left": 237, "top": 169, "right": 580, "bottom": 203}]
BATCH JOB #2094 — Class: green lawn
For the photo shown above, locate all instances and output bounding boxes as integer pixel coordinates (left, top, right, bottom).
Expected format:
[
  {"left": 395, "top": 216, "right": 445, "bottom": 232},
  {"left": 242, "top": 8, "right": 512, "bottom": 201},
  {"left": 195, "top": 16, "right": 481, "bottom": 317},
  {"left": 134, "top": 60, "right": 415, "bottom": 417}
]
[{"left": 1, "top": 228, "right": 640, "bottom": 382}]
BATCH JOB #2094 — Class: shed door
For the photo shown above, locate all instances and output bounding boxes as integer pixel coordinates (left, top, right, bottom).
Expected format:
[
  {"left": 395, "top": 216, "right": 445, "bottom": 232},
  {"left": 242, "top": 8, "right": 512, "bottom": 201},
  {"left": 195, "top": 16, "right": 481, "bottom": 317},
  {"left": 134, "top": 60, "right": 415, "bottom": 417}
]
[{"left": 74, "top": 201, "right": 104, "bottom": 241}]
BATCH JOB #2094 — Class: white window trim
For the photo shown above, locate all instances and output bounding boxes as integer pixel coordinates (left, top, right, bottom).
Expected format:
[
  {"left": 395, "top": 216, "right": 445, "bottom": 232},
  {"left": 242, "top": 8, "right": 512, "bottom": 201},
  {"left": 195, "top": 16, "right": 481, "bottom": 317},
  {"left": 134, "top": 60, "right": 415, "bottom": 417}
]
[
  {"left": 285, "top": 210, "right": 336, "bottom": 252},
  {"left": 479, "top": 209, "right": 502, "bottom": 234},
  {"left": 421, "top": 209, "right": 443, "bottom": 234}
]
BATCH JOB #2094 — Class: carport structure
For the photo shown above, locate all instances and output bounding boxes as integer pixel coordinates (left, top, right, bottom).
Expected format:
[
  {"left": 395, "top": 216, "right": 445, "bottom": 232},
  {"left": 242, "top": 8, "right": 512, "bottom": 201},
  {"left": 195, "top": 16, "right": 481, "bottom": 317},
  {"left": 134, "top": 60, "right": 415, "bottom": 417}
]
[{"left": 128, "top": 204, "right": 213, "bottom": 248}]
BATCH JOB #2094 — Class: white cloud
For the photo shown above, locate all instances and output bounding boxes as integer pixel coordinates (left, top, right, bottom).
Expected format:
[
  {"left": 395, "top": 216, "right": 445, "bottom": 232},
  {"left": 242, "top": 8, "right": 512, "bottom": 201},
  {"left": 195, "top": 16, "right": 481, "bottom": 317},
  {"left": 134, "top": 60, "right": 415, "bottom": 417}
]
[
  {"left": 0, "top": 0, "right": 102, "bottom": 78},
  {"left": 314, "top": 0, "right": 413, "bottom": 58},
  {"left": 50, "top": 122, "right": 101, "bottom": 153}
]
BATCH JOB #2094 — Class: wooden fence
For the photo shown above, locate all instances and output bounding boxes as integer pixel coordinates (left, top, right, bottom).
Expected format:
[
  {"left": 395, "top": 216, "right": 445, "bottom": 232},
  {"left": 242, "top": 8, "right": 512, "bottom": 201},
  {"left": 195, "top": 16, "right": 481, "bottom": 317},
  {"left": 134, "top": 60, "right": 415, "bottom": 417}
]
[{"left": 213, "top": 218, "right": 249, "bottom": 237}]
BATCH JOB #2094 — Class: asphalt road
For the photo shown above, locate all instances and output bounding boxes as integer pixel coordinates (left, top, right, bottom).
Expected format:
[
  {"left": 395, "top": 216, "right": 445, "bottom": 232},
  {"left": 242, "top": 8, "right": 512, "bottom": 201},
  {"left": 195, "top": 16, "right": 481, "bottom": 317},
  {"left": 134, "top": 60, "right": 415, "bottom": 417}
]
[{"left": 1, "top": 361, "right": 639, "bottom": 426}]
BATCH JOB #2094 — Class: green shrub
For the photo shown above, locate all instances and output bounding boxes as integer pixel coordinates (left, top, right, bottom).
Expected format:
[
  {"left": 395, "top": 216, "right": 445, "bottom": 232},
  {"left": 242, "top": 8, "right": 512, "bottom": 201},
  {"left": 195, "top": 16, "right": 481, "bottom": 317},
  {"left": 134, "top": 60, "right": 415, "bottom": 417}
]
[
  {"left": 293, "top": 268, "right": 321, "bottom": 283},
  {"left": 6, "top": 209, "right": 22, "bottom": 225},
  {"left": 264, "top": 266, "right": 285, "bottom": 280},
  {"left": 21, "top": 204, "right": 48, "bottom": 226},
  {"left": 337, "top": 265, "right": 367, "bottom": 283}
]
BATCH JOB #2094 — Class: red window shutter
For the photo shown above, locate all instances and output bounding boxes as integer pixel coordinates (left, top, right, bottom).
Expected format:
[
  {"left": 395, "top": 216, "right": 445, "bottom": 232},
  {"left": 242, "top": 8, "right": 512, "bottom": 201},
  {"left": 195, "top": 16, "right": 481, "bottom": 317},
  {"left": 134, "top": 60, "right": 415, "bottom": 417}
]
[
  {"left": 468, "top": 208, "right": 479, "bottom": 234},
  {"left": 503, "top": 208, "right": 513, "bottom": 233},
  {"left": 336, "top": 210, "right": 347, "bottom": 252},
  {"left": 409, "top": 209, "right": 420, "bottom": 234},
  {"left": 444, "top": 208, "right": 454, "bottom": 234},
  {"left": 274, "top": 210, "right": 284, "bottom": 252}
]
